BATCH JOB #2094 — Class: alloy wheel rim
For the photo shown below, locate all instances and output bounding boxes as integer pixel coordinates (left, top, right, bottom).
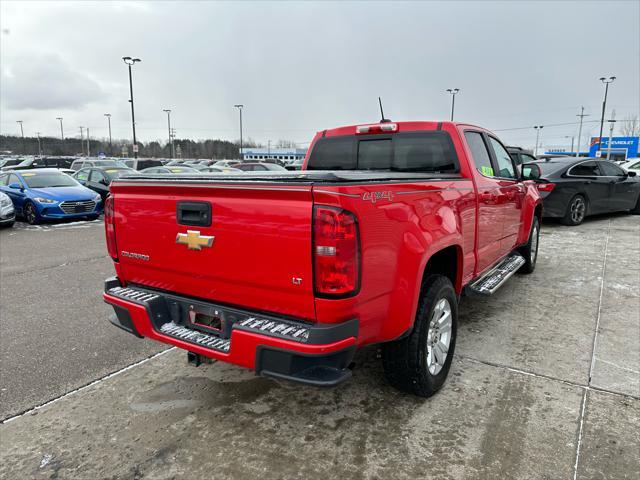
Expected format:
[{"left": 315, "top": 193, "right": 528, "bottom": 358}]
[
  {"left": 531, "top": 224, "right": 539, "bottom": 264},
  {"left": 571, "top": 198, "right": 585, "bottom": 223},
  {"left": 426, "top": 298, "right": 452, "bottom": 375},
  {"left": 26, "top": 204, "right": 36, "bottom": 223}
]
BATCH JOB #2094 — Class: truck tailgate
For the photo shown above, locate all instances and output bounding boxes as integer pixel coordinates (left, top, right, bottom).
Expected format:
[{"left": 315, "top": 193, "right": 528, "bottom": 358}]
[{"left": 110, "top": 181, "right": 316, "bottom": 320}]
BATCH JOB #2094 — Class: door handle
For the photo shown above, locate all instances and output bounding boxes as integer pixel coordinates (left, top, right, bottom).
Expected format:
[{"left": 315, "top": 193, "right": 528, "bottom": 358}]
[{"left": 479, "top": 192, "right": 495, "bottom": 202}]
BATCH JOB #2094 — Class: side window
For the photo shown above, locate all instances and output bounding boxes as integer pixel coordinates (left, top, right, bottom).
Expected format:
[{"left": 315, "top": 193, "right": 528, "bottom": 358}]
[
  {"left": 89, "top": 170, "right": 106, "bottom": 183},
  {"left": 72, "top": 162, "right": 84, "bottom": 171},
  {"left": 488, "top": 137, "right": 516, "bottom": 179},
  {"left": 598, "top": 161, "right": 625, "bottom": 177},
  {"left": 464, "top": 131, "right": 494, "bottom": 177},
  {"left": 75, "top": 169, "right": 90, "bottom": 182},
  {"left": 8, "top": 174, "right": 22, "bottom": 187},
  {"left": 569, "top": 161, "right": 600, "bottom": 176},
  {"left": 0, "top": 174, "right": 8, "bottom": 186},
  {"left": 522, "top": 154, "right": 537, "bottom": 163}
]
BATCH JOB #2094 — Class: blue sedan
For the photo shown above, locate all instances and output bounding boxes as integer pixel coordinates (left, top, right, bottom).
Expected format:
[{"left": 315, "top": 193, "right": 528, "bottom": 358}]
[{"left": 0, "top": 169, "right": 103, "bottom": 224}]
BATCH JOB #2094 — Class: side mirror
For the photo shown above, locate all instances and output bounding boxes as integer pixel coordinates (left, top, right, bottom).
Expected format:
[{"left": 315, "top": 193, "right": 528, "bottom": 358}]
[
  {"left": 8, "top": 182, "right": 22, "bottom": 190},
  {"left": 521, "top": 163, "right": 541, "bottom": 181},
  {"left": 627, "top": 171, "right": 637, "bottom": 177}
]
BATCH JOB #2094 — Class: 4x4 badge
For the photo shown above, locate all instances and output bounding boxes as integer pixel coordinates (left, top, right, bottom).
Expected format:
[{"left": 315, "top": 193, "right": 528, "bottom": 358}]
[{"left": 176, "top": 230, "right": 215, "bottom": 250}]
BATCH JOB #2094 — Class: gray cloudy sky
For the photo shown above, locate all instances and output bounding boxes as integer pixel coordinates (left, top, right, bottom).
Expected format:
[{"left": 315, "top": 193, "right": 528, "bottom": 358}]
[{"left": 1, "top": 0, "right": 639, "bottom": 151}]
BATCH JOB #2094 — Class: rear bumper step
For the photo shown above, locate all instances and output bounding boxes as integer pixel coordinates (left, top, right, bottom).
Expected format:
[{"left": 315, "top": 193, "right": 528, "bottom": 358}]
[
  {"left": 466, "top": 253, "right": 525, "bottom": 296},
  {"left": 103, "top": 277, "right": 358, "bottom": 386}
]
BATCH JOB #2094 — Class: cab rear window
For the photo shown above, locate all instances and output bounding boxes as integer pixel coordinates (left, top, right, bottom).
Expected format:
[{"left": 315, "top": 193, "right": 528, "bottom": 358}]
[{"left": 307, "top": 131, "right": 459, "bottom": 172}]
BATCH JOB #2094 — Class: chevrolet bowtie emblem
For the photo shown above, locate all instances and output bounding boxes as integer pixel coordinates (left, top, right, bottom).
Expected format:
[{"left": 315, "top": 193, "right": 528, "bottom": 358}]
[{"left": 176, "top": 230, "right": 215, "bottom": 250}]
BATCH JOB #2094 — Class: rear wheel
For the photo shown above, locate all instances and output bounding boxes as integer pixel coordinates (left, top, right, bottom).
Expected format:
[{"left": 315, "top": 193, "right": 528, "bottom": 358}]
[
  {"left": 561, "top": 194, "right": 586, "bottom": 226},
  {"left": 518, "top": 216, "right": 539, "bottom": 274},
  {"left": 631, "top": 195, "right": 640, "bottom": 215},
  {"left": 23, "top": 202, "right": 39, "bottom": 225},
  {"left": 382, "top": 275, "right": 457, "bottom": 397}
]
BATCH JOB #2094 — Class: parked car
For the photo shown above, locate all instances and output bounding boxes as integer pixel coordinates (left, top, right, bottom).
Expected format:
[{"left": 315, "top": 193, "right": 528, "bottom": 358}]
[
  {"left": 524, "top": 157, "right": 640, "bottom": 225},
  {"left": 213, "top": 160, "right": 239, "bottom": 168},
  {"left": 233, "top": 162, "right": 288, "bottom": 172},
  {"left": 0, "top": 169, "right": 102, "bottom": 224},
  {"left": 121, "top": 158, "right": 164, "bottom": 170},
  {"left": 285, "top": 159, "right": 304, "bottom": 171},
  {"left": 103, "top": 119, "right": 543, "bottom": 398},
  {"left": 139, "top": 166, "right": 200, "bottom": 174},
  {"left": 70, "top": 159, "right": 128, "bottom": 171},
  {"left": 0, "top": 158, "right": 27, "bottom": 171},
  {"left": 506, "top": 146, "right": 537, "bottom": 165},
  {"left": 0, "top": 191, "right": 15, "bottom": 228},
  {"left": 197, "top": 166, "right": 242, "bottom": 173},
  {"left": 8, "top": 156, "right": 77, "bottom": 171},
  {"left": 73, "top": 167, "right": 139, "bottom": 201},
  {"left": 620, "top": 158, "right": 640, "bottom": 172}
]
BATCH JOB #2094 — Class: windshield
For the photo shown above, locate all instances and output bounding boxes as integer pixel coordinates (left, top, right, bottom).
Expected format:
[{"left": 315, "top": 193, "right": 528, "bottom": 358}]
[
  {"left": 1, "top": 159, "right": 23, "bottom": 167},
  {"left": 105, "top": 169, "right": 139, "bottom": 179},
  {"left": 93, "top": 160, "right": 128, "bottom": 168},
  {"left": 307, "top": 131, "right": 459, "bottom": 172},
  {"left": 21, "top": 172, "right": 79, "bottom": 188}
]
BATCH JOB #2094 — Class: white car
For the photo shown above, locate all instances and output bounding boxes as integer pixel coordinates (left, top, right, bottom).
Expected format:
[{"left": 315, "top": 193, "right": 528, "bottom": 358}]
[
  {"left": 620, "top": 158, "right": 640, "bottom": 172},
  {"left": 0, "top": 191, "right": 15, "bottom": 228}
]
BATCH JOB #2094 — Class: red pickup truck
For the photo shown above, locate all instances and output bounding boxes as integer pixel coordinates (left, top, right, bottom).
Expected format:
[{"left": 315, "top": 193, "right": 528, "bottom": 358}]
[{"left": 103, "top": 121, "right": 542, "bottom": 397}]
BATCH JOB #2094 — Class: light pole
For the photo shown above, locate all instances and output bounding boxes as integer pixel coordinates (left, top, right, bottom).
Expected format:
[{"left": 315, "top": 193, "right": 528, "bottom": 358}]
[
  {"left": 104, "top": 114, "right": 112, "bottom": 156},
  {"left": 16, "top": 120, "right": 24, "bottom": 154},
  {"left": 234, "top": 104, "right": 244, "bottom": 160},
  {"left": 446, "top": 88, "right": 460, "bottom": 121},
  {"left": 606, "top": 113, "right": 616, "bottom": 161},
  {"left": 86, "top": 128, "right": 91, "bottom": 157},
  {"left": 122, "top": 56, "right": 141, "bottom": 158},
  {"left": 575, "top": 106, "right": 589, "bottom": 157},
  {"left": 534, "top": 125, "right": 544, "bottom": 156},
  {"left": 36, "top": 132, "right": 42, "bottom": 156},
  {"left": 564, "top": 136, "right": 575, "bottom": 154},
  {"left": 597, "top": 76, "right": 616, "bottom": 153},
  {"left": 79, "top": 126, "right": 85, "bottom": 156},
  {"left": 56, "top": 117, "right": 65, "bottom": 152},
  {"left": 163, "top": 109, "right": 173, "bottom": 158}
]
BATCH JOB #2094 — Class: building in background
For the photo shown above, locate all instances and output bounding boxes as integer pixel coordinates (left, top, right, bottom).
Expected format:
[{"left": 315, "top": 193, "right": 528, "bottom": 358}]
[
  {"left": 241, "top": 147, "right": 307, "bottom": 163},
  {"left": 589, "top": 136, "right": 639, "bottom": 161}
]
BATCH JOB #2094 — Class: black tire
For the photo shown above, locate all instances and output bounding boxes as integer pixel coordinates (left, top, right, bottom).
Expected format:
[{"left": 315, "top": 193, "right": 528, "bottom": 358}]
[
  {"left": 631, "top": 195, "right": 640, "bottom": 215},
  {"left": 0, "top": 221, "right": 14, "bottom": 229},
  {"left": 23, "top": 202, "right": 39, "bottom": 225},
  {"left": 561, "top": 194, "right": 587, "bottom": 226},
  {"left": 382, "top": 275, "right": 458, "bottom": 397},
  {"left": 518, "top": 216, "right": 539, "bottom": 274},
  {"left": 86, "top": 214, "right": 100, "bottom": 221}
]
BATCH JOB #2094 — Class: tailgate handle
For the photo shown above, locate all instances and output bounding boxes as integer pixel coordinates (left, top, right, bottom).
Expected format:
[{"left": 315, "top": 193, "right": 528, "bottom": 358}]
[{"left": 177, "top": 201, "right": 211, "bottom": 226}]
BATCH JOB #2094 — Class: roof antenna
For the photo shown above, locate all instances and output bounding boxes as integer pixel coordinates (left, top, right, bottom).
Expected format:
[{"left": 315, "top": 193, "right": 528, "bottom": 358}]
[{"left": 378, "top": 97, "right": 390, "bottom": 123}]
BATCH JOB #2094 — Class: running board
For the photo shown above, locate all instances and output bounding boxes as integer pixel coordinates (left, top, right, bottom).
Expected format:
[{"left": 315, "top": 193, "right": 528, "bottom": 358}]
[{"left": 466, "top": 253, "right": 525, "bottom": 296}]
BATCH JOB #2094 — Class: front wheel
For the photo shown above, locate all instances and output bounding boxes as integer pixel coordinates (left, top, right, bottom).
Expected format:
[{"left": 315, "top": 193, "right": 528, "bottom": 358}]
[
  {"left": 561, "top": 194, "right": 587, "bottom": 226},
  {"left": 382, "top": 275, "right": 458, "bottom": 397},
  {"left": 631, "top": 195, "right": 640, "bottom": 215},
  {"left": 23, "top": 202, "right": 39, "bottom": 225},
  {"left": 518, "top": 216, "right": 539, "bottom": 274}
]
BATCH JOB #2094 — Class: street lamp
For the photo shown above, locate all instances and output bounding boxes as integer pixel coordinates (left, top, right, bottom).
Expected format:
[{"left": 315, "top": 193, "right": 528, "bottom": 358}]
[
  {"left": 234, "top": 104, "right": 244, "bottom": 160},
  {"left": 104, "top": 114, "right": 112, "bottom": 156},
  {"left": 564, "top": 136, "right": 575, "bottom": 154},
  {"left": 122, "top": 56, "right": 141, "bottom": 158},
  {"left": 162, "top": 109, "right": 174, "bottom": 158},
  {"left": 446, "top": 88, "right": 460, "bottom": 121},
  {"left": 56, "top": 117, "right": 64, "bottom": 149},
  {"left": 534, "top": 125, "right": 544, "bottom": 156},
  {"left": 36, "top": 132, "right": 42, "bottom": 157},
  {"left": 16, "top": 120, "right": 24, "bottom": 154},
  {"left": 606, "top": 117, "right": 617, "bottom": 161},
  {"left": 597, "top": 76, "right": 616, "bottom": 153},
  {"left": 79, "top": 126, "right": 85, "bottom": 156}
]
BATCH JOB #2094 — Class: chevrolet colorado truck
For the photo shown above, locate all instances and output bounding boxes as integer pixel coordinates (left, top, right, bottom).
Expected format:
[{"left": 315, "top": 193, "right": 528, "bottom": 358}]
[{"left": 103, "top": 121, "right": 542, "bottom": 397}]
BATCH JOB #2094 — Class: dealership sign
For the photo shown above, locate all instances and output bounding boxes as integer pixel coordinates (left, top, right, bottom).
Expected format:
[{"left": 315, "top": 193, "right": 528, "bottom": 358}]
[{"left": 589, "top": 136, "right": 639, "bottom": 158}]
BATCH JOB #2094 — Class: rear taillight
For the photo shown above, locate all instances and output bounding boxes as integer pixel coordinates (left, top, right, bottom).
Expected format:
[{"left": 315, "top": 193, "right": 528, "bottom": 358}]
[
  {"left": 104, "top": 196, "right": 118, "bottom": 260},
  {"left": 313, "top": 206, "right": 360, "bottom": 297},
  {"left": 536, "top": 182, "right": 556, "bottom": 192}
]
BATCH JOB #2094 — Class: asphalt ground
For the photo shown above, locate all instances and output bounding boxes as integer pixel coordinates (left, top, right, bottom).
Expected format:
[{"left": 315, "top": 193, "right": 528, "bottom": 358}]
[{"left": 0, "top": 214, "right": 638, "bottom": 479}]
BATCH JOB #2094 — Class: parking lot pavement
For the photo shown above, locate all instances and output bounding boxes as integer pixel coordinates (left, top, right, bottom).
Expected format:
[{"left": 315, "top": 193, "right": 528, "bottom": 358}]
[
  {"left": 0, "top": 220, "right": 165, "bottom": 419},
  {"left": 1, "top": 215, "right": 638, "bottom": 479}
]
